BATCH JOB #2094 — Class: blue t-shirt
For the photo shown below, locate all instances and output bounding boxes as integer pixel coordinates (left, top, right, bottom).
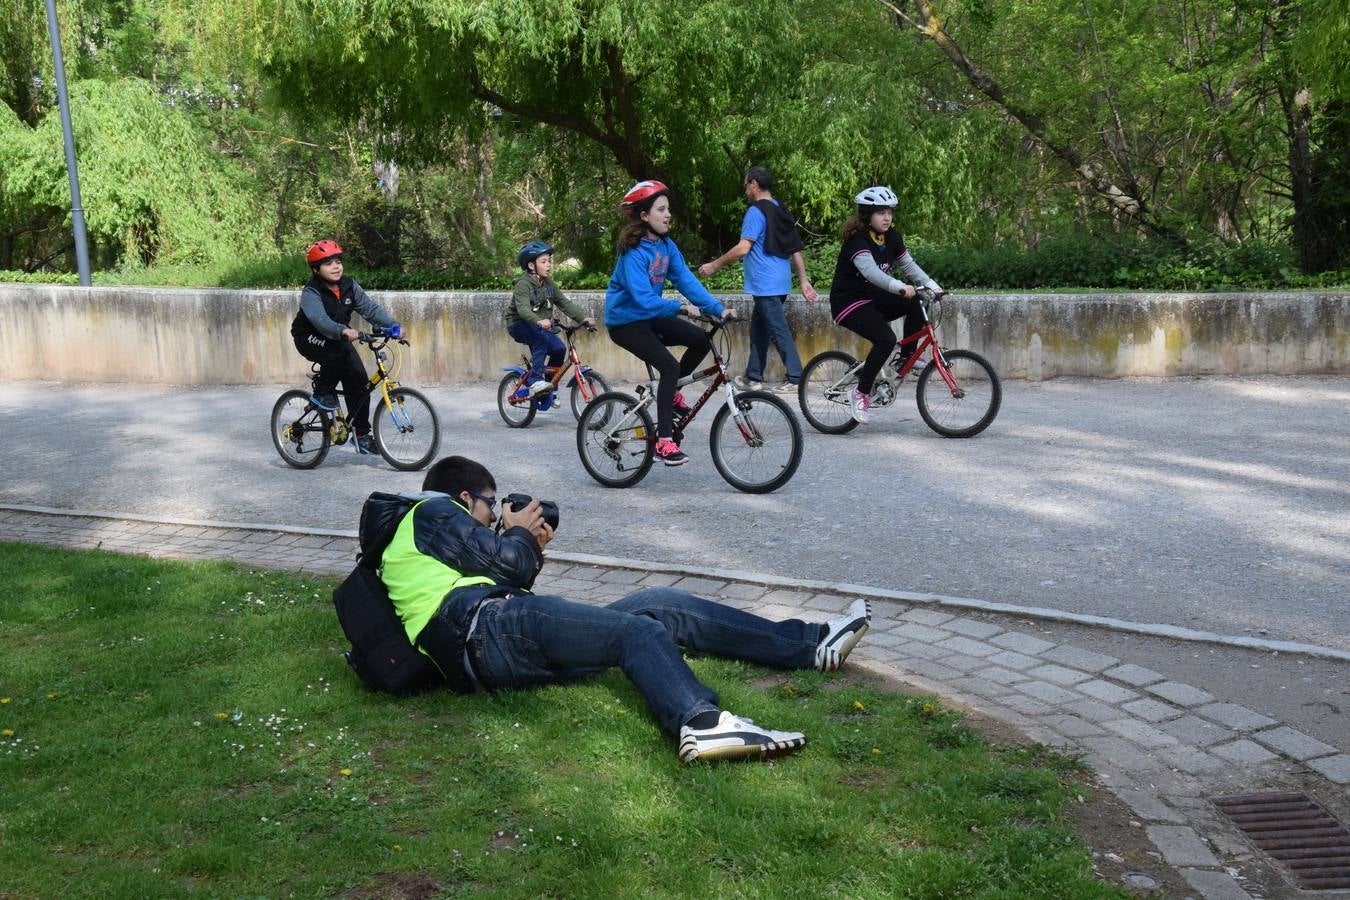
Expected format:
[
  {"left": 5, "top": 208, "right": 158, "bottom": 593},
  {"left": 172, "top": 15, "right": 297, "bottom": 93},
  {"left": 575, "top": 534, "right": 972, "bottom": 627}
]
[{"left": 741, "top": 203, "right": 792, "bottom": 297}]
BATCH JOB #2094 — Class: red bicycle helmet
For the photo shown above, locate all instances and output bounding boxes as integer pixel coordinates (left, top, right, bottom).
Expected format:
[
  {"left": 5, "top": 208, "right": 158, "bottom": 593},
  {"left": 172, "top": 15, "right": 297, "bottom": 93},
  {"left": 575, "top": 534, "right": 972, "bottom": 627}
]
[
  {"left": 619, "top": 180, "right": 669, "bottom": 211},
  {"left": 306, "top": 239, "right": 343, "bottom": 265}
]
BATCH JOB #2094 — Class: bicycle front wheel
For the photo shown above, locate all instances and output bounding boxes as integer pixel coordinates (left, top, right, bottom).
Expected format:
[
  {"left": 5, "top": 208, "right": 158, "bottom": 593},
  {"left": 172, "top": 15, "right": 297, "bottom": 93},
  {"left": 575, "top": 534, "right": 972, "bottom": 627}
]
[
  {"left": 271, "top": 389, "right": 331, "bottom": 469},
  {"left": 710, "top": 390, "right": 804, "bottom": 493},
  {"left": 373, "top": 387, "right": 441, "bottom": 470},
  {"left": 569, "top": 370, "right": 610, "bottom": 421},
  {"left": 576, "top": 392, "right": 655, "bottom": 488},
  {"left": 497, "top": 372, "right": 537, "bottom": 428},
  {"left": 799, "top": 350, "right": 861, "bottom": 435},
  {"left": 916, "top": 349, "right": 1002, "bottom": 438}
]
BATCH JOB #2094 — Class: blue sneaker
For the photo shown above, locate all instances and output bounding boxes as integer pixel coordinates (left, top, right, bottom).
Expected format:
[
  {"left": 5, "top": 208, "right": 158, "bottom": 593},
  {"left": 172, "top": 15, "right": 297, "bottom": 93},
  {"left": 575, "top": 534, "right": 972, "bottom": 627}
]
[
  {"left": 309, "top": 393, "right": 338, "bottom": 412},
  {"left": 354, "top": 433, "right": 377, "bottom": 455},
  {"left": 512, "top": 385, "right": 531, "bottom": 401}
]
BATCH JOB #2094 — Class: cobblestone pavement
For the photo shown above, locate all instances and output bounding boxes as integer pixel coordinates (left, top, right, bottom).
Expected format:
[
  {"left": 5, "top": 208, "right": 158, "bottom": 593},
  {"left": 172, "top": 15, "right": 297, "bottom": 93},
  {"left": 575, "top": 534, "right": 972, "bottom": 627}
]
[{"left": 4, "top": 507, "right": 1348, "bottom": 899}]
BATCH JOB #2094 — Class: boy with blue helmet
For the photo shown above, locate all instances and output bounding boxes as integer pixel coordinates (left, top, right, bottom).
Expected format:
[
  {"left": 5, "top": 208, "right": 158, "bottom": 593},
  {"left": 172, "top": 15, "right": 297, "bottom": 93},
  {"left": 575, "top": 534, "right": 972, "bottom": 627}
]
[{"left": 505, "top": 241, "right": 595, "bottom": 400}]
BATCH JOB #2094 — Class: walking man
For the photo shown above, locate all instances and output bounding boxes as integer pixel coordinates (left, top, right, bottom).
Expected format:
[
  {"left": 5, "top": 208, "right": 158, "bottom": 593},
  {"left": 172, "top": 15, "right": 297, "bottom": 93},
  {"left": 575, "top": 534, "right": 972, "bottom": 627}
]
[{"left": 699, "top": 166, "right": 817, "bottom": 392}]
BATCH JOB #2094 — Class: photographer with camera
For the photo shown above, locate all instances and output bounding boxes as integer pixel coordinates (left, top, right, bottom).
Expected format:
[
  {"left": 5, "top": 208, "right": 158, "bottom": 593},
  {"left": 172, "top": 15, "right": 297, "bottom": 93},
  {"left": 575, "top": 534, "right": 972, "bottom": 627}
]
[{"left": 363, "top": 454, "right": 873, "bottom": 764}]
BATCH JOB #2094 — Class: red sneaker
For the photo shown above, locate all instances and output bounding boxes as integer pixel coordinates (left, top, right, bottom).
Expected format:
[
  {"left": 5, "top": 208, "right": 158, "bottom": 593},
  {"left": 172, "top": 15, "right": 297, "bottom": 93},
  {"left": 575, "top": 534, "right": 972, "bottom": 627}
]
[
  {"left": 672, "top": 391, "right": 691, "bottom": 413},
  {"left": 654, "top": 437, "right": 688, "bottom": 466}
]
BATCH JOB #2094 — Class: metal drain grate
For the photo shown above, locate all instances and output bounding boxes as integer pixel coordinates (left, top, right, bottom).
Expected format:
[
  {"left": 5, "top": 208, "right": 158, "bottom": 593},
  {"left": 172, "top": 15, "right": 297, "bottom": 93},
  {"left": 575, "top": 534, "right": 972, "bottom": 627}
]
[{"left": 1214, "top": 791, "right": 1350, "bottom": 891}]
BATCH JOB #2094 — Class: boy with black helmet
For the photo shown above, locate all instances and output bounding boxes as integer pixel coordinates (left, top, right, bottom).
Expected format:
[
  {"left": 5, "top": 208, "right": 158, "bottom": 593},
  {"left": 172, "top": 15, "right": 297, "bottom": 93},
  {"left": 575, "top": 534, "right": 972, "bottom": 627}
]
[
  {"left": 828, "top": 187, "right": 943, "bottom": 424},
  {"left": 505, "top": 241, "right": 595, "bottom": 400},
  {"left": 290, "top": 240, "right": 402, "bottom": 454}
]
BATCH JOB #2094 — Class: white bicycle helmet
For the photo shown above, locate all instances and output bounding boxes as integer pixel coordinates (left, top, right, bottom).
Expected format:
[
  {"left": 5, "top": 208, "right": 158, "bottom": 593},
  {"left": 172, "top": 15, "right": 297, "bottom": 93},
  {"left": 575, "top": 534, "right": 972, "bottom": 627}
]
[{"left": 855, "top": 185, "right": 898, "bottom": 208}]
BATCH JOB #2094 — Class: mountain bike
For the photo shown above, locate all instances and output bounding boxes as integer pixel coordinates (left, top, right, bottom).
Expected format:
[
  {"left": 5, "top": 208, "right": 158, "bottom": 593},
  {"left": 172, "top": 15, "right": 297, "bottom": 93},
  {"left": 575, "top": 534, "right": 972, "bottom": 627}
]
[
  {"left": 799, "top": 289, "right": 1001, "bottom": 437},
  {"left": 576, "top": 315, "right": 803, "bottom": 493},
  {"left": 270, "top": 329, "right": 441, "bottom": 471},
  {"left": 496, "top": 322, "right": 609, "bottom": 428}
]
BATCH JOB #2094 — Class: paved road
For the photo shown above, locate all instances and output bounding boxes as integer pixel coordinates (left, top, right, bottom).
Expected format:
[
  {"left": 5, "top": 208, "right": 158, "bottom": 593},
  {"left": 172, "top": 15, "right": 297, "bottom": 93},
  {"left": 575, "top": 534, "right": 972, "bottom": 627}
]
[{"left": 3, "top": 376, "right": 1347, "bottom": 651}]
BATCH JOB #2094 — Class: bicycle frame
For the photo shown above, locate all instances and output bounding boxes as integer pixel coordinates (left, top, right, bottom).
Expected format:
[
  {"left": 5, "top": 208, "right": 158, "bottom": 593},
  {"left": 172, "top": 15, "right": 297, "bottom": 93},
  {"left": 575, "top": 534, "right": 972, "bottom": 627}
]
[
  {"left": 316, "top": 334, "right": 406, "bottom": 433},
  {"left": 502, "top": 325, "right": 599, "bottom": 407},
  {"left": 629, "top": 318, "right": 746, "bottom": 438}
]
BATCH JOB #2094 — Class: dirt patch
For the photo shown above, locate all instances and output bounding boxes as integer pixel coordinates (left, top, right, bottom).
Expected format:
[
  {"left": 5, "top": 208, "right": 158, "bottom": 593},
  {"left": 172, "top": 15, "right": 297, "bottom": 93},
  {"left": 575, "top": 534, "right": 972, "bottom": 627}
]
[{"left": 336, "top": 872, "right": 446, "bottom": 899}]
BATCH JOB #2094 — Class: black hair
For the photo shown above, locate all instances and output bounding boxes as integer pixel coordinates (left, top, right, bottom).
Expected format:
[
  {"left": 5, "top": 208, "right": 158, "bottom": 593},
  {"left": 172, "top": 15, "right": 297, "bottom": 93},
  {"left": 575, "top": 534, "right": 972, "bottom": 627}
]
[
  {"left": 422, "top": 455, "right": 497, "bottom": 497},
  {"left": 745, "top": 166, "right": 774, "bottom": 191}
]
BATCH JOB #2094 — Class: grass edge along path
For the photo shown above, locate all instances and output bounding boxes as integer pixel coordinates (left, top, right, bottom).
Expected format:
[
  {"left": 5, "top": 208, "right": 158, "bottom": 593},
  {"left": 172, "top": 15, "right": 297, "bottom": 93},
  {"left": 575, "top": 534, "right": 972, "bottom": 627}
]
[{"left": 0, "top": 543, "right": 1128, "bottom": 898}]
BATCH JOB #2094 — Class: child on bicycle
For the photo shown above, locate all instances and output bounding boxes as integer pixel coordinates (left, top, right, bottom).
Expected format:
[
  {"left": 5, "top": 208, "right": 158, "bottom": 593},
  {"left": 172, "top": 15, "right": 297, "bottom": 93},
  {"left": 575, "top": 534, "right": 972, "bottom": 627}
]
[
  {"left": 290, "top": 239, "right": 402, "bottom": 454},
  {"left": 505, "top": 241, "right": 595, "bottom": 400},
  {"left": 828, "top": 186, "right": 943, "bottom": 424},
  {"left": 605, "top": 180, "right": 737, "bottom": 466}
]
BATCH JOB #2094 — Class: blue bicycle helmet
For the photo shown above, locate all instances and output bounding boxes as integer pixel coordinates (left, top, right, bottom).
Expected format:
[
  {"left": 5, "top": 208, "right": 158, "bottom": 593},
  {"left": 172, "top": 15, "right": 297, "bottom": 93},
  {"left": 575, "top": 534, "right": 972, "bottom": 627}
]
[{"left": 517, "top": 241, "right": 554, "bottom": 271}]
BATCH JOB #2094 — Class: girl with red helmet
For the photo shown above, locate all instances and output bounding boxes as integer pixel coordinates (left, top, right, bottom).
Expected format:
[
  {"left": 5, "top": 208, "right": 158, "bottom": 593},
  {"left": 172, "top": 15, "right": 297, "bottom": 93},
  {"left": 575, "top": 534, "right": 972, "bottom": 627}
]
[
  {"left": 291, "top": 240, "right": 402, "bottom": 453},
  {"left": 604, "top": 181, "right": 738, "bottom": 466}
]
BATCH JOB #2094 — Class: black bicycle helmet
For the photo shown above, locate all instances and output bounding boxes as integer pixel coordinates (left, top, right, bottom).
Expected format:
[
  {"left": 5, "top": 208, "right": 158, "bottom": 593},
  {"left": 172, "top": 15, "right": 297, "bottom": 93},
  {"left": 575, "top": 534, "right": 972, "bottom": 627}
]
[{"left": 517, "top": 240, "right": 554, "bottom": 271}]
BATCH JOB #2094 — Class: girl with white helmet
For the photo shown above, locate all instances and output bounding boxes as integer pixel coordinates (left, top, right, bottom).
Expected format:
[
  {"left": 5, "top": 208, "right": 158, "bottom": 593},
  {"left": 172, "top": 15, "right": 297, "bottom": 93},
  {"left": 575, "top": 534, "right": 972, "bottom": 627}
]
[
  {"left": 828, "top": 186, "right": 943, "bottom": 424},
  {"left": 604, "top": 180, "right": 738, "bottom": 466}
]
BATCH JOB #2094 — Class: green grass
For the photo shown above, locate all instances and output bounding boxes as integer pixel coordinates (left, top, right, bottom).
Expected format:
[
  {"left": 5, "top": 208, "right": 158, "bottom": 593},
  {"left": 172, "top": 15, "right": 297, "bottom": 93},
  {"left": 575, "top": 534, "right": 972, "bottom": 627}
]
[{"left": 0, "top": 543, "right": 1124, "bottom": 898}]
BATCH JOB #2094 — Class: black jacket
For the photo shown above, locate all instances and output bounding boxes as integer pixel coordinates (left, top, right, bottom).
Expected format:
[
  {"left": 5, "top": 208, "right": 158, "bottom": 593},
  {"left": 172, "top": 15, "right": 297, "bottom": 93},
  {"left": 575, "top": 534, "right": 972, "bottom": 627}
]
[{"left": 359, "top": 491, "right": 543, "bottom": 688}]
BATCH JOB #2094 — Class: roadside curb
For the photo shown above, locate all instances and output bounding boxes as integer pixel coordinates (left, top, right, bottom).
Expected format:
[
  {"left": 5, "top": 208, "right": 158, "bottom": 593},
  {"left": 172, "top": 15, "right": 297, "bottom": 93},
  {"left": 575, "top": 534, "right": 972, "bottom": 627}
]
[{"left": 5, "top": 503, "right": 1347, "bottom": 664}]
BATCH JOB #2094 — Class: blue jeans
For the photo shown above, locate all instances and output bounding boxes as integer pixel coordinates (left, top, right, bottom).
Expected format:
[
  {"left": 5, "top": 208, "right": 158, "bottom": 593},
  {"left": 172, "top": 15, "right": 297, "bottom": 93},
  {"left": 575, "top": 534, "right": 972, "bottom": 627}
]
[
  {"left": 746, "top": 295, "right": 803, "bottom": 384},
  {"left": 466, "top": 587, "right": 826, "bottom": 735},
  {"left": 507, "top": 320, "right": 565, "bottom": 380}
]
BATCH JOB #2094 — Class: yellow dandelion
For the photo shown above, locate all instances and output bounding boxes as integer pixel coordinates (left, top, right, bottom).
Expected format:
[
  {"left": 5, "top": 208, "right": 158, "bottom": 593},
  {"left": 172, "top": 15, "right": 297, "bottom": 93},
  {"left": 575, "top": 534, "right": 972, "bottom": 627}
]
[
  {"left": 47, "top": 692, "right": 59, "bottom": 700},
  {"left": 852, "top": 700, "right": 866, "bottom": 711},
  {"left": 921, "top": 702, "right": 935, "bottom": 716},
  {"left": 392, "top": 844, "right": 403, "bottom": 852},
  {"left": 0, "top": 697, "right": 10, "bottom": 704},
  {"left": 340, "top": 768, "right": 352, "bottom": 777},
  {"left": 872, "top": 748, "right": 881, "bottom": 754},
  {"left": 1, "top": 729, "right": 13, "bottom": 737},
  {"left": 213, "top": 712, "right": 228, "bottom": 719}
]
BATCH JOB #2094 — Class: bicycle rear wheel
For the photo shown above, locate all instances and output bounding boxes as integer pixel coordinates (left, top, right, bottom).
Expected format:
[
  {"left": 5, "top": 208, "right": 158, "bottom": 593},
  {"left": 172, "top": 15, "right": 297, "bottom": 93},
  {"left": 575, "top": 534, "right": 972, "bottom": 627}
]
[
  {"left": 271, "top": 389, "right": 331, "bottom": 469},
  {"left": 569, "top": 370, "right": 610, "bottom": 421},
  {"left": 709, "top": 390, "right": 803, "bottom": 494},
  {"left": 799, "top": 350, "right": 861, "bottom": 435},
  {"left": 373, "top": 387, "right": 441, "bottom": 470},
  {"left": 497, "top": 372, "right": 537, "bottom": 428},
  {"left": 915, "top": 349, "right": 1002, "bottom": 438},
  {"left": 576, "top": 392, "right": 655, "bottom": 488}
]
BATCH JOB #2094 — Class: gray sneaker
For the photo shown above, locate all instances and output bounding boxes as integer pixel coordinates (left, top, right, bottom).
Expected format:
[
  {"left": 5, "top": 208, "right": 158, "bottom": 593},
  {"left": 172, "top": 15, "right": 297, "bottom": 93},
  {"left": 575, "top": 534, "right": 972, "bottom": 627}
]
[
  {"left": 678, "top": 711, "right": 806, "bottom": 763},
  {"left": 816, "top": 598, "right": 872, "bottom": 672},
  {"left": 733, "top": 375, "right": 764, "bottom": 391},
  {"left": 772, "top": 381, "right": 800, "bottom": 395}
]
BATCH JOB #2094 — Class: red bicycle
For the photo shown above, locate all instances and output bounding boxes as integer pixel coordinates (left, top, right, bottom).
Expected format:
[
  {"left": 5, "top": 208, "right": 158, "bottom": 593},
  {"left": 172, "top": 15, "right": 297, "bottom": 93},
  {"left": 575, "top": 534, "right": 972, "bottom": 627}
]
[
  {"left": 798, "top": 289, "right": 1001, "bottom": 437},
  {"left": 496, "top": 322, "right": 609, "bottom": 428}
]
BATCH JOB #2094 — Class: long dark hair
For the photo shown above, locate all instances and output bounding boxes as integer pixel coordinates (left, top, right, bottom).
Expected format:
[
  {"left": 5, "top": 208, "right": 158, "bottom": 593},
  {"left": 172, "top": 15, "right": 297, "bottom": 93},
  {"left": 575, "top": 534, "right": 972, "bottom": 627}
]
[
  {"left": 841, "top": 209, "right": 874, "bottom": 241},
  {"left": 616, "top": 192, "right": 668, "bottom": 253}
]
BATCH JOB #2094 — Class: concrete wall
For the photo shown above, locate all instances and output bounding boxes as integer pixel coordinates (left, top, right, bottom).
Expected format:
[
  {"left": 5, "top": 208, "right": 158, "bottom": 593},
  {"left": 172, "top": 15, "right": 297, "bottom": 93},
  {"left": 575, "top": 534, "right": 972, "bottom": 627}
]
[{"left": 1, "top": 284, "right": 1347, "bottom": 385}]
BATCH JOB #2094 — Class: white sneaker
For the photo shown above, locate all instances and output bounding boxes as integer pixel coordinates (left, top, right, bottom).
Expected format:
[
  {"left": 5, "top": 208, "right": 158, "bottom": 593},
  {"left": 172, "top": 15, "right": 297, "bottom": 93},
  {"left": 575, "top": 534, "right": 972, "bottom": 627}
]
[
  {"left": 848, "top": 387, "right": 870, "bottom": 424},
  {"left": 677, "top": 711, "right": 806, "bottom": 763},
  {"left": 816, "top": 598, "right": 872, "bottom": 672},
  {"left": 527, "top": 380, "right": 554, "bottom": 397},
  {"left": 734, "top": 375, "right": 763, "bottom": 391}
]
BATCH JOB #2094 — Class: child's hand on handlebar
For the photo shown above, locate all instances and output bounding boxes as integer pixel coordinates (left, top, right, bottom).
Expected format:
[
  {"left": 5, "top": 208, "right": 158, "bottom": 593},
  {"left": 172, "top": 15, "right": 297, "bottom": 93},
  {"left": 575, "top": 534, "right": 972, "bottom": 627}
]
[
  {"left": 720, "top": 308, "right": 739, "bottom": 321},
  {"left": 582, "top": 317, "right": 596, "bottom": 329},
  {"left": 681, "top": 303, "right": 701, "bottom": 319},
  {"left": 342, "top": 327, "right": 360, "bottom": 342},
  {"left": 537, "top": 318, "right": 552, "bottom": 330}
]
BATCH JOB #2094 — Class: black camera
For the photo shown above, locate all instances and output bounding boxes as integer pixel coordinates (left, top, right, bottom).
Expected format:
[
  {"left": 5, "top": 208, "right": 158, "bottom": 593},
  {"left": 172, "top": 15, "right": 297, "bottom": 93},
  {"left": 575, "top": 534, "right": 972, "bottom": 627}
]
[{"left": 502, "top": 493, "right": 560, "bottom": 531}]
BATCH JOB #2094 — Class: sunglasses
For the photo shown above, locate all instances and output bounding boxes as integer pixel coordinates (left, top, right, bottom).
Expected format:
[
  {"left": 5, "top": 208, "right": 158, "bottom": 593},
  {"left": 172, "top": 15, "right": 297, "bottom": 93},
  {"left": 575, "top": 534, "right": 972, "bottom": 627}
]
[{"left": 467, "top": 490, "right": 498, "bottom": 511}]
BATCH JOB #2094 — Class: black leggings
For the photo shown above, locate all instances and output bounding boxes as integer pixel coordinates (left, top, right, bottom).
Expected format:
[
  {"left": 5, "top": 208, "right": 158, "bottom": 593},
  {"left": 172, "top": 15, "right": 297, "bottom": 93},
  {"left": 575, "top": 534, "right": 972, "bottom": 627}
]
[
  {"left": 294, "top": 334, "right": 373, "bottom": 434},
  {"left": 838, "top": 294, "right": 924, "bottom": 393},
  {"left": 608, "top": 316, "right": 711, "bottom": 438}
]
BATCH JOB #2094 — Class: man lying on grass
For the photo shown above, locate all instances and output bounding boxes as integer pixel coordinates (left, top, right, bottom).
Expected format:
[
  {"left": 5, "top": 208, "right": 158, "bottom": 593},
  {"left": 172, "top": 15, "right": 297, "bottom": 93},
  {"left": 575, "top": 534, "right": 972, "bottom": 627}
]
[{"left": 364, "top": 454, "right": 872, "bottom": 764}]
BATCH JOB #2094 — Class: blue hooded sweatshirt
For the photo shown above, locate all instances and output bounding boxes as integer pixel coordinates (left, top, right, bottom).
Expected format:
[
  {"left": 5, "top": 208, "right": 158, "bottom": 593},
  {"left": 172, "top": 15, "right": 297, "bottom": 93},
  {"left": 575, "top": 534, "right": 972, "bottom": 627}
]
[{"left": 604, "top": 236, "right": 725, "bottom": 327}]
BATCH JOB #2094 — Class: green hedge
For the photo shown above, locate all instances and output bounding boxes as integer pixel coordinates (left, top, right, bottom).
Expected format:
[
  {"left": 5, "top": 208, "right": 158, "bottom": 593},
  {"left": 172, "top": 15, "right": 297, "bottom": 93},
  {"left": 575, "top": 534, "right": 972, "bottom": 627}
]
[{"left": 4, "top": 235, "right": 1347, "bottom": 291}]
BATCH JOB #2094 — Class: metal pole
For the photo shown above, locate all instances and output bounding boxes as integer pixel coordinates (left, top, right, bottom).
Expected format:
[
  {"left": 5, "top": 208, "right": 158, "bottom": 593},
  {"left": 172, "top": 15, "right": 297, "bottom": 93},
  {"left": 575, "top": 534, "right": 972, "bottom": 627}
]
[{"left": 44, "top": 0, "right": 91, "bottom": 285}]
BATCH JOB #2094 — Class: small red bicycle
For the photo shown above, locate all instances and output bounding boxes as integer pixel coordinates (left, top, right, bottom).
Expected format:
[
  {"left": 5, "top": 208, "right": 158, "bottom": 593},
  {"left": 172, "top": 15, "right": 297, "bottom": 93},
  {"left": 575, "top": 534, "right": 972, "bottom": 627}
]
[
  {"left": 496, "top": 322, "right": 609, "bottom": 428},
  {"left": 798, "top": 289, "right": 1002, "bottom": 437}
]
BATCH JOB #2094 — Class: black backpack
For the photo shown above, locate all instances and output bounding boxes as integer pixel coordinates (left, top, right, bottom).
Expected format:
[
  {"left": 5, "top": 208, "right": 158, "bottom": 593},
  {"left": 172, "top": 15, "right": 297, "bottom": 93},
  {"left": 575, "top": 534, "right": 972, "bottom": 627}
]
[{"left": 332, "top": 495, "right": 446, "bottom": 694}]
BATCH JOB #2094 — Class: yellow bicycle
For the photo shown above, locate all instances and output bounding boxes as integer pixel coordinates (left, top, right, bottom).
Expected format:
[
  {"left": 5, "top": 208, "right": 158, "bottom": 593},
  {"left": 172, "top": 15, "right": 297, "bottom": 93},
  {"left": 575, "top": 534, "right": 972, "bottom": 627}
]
[{"left": 270, "top": 329, "right": 440, "bottom": 471}]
